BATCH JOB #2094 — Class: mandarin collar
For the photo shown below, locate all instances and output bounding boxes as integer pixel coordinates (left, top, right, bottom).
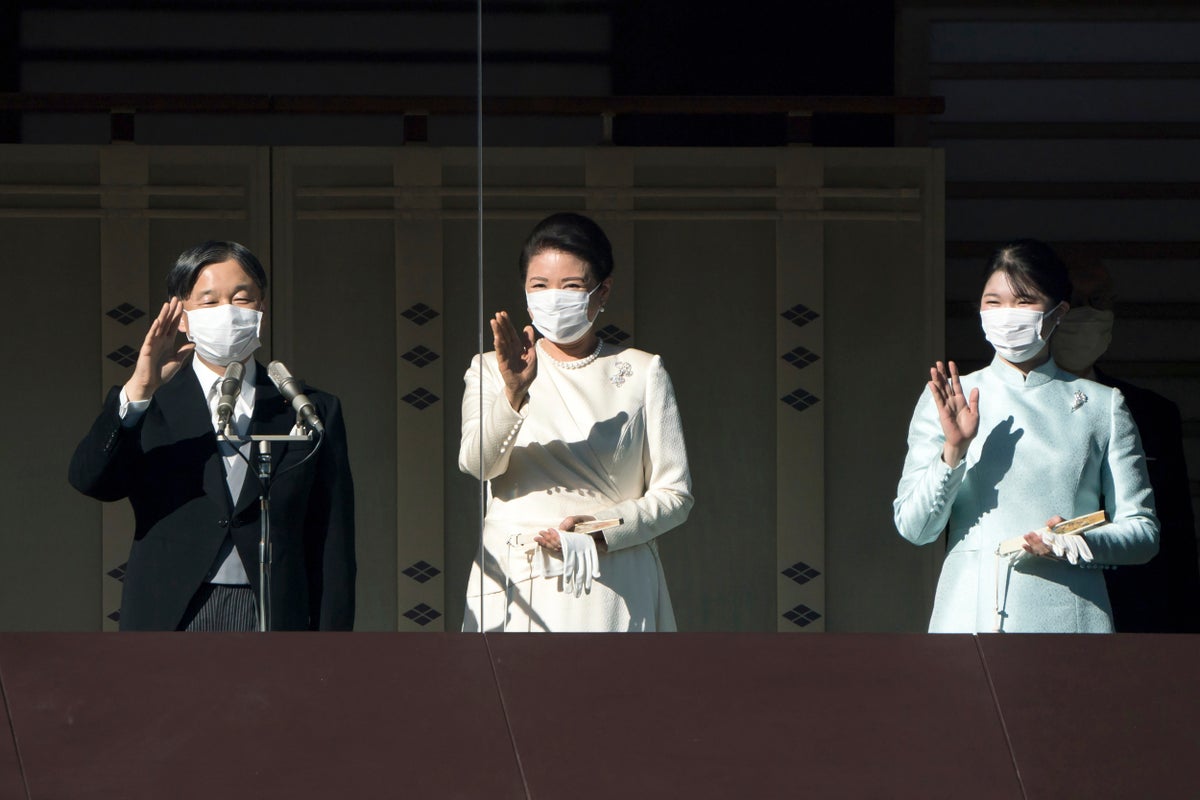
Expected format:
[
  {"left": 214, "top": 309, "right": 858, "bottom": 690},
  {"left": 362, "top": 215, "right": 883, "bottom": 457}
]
[{"left": 987, "top": 354, "right": 1059, "bottom": 388}]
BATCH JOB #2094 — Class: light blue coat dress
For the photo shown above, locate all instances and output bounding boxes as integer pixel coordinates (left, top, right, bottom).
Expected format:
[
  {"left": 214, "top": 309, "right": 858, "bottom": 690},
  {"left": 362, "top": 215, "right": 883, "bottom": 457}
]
[{"left": 894, "top": 357, "right": 1159, "bottom": 633}]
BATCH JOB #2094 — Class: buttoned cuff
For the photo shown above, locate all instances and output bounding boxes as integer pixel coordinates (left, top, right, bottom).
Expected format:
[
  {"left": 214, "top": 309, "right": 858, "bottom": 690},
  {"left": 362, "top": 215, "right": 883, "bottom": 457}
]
[
  {"left": 118, "top": 387, "right": 151, "bottom": 428},
  {"left": 928, "top": 455, "right": 965, "bottom": 516},
  {"left": 496, "top": 413, "right": 525, "bottom": 456}
]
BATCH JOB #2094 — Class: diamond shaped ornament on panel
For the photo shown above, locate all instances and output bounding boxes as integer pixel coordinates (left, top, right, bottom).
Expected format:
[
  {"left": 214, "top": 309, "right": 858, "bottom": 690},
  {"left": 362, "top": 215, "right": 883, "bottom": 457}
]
[
  {"left": 106, "top": 346, "right": 138, "bottom": 368},
  {"left": 596, "top": 324, "right": 630, "bottom": 345},
  {"left": 780, "top": 304, "right": 820, "bottom": 327},
  {"left": 401, "top": 302, "right": 441, "bottom": 326},
  {"left": 782, "top": 347, "right": 821, "bottom": 369},
  {"left": 781, "top": 389, "right": 821, "bottom": 412},
  {"left": 782, "top": 604, "right": 822, "bottom": 628},
  {"left": 402, "top": 560, "right": 442, "bottom": 584},
  {"left": 105, "top": 303, "right": 146, "bottom": 325},
  {"left": 781, "top": 562, "right": 821, "bottom": 585},
  {"left": 401, "top": 345, "right": 440, "bottom": 368},
  {"left": 401, "top": 388, "right": 440, "bottom": 411},
  {"left": 402, "top": 603, "right": 443, "bottom": 626}
]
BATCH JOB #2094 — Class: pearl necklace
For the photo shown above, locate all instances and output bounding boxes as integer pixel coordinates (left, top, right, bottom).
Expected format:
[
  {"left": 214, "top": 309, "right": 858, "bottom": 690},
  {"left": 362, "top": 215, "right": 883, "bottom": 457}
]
[{"left": 539, "top": 338, "right": 603, "bottom": 370}]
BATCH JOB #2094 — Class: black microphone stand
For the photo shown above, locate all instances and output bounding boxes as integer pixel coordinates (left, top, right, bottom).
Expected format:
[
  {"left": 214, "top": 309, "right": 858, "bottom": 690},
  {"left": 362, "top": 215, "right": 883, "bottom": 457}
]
[{"left": 242, "top": 429, "right": 316, "bottom": 632}]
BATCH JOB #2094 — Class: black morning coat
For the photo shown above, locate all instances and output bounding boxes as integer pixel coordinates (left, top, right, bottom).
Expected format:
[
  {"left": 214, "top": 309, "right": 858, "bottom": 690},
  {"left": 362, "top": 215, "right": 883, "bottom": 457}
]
[{"left": 68, "top": 358, "right": 356, "bottom": 631}]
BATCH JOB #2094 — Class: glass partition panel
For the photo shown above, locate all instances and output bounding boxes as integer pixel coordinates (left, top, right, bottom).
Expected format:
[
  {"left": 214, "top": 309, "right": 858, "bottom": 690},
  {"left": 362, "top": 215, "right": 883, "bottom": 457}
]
[{"left": 472, "top": 5, "right": 946, "bottom": 633}]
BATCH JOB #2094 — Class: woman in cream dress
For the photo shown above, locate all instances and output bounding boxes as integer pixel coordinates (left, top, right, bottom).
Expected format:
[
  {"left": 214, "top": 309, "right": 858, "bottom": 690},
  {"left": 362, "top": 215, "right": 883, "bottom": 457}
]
[
  {"left": 894, "top": 239, "right": 1158, "bottom": 633},
  {"left": 459, "top": 213, "right": 693, "bottom": 632}
]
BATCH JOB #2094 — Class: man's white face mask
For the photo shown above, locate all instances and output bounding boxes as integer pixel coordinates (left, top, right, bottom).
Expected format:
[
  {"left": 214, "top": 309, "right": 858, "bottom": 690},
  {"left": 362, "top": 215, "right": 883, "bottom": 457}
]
[{"left": 185, "top": 304, "right": 263, "bottom": 366}]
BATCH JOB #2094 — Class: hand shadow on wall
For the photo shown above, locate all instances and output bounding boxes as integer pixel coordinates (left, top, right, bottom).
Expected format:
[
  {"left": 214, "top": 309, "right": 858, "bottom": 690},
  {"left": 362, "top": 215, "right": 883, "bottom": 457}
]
[
  {"left": 487, "top": 411, "right": 630, "bottom": 503},
  {"left": 960, "top": 415, "right": 1024, "bottom": 529}
]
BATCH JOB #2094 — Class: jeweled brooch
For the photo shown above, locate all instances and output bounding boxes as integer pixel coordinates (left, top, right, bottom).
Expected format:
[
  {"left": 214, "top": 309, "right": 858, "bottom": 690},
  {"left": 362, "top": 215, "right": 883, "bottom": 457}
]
[{"left": 610, "top": 361, "right": 633, "bottom": 388}]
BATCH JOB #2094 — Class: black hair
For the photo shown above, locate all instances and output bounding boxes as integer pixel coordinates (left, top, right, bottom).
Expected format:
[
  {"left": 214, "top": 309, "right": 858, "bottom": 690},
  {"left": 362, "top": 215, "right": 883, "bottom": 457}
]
[
  {"left": 165, "top": 240, "right": 268, "bottom": 300},
  {"left": 982, "top": 239, "right": 1071, "bottom": 306},
  {"left": 519, "top": 213, "right": 614, "bottom": 283}
]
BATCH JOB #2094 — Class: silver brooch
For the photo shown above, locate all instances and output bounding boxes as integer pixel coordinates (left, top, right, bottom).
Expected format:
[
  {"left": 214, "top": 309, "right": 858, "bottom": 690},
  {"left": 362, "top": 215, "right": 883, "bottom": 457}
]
[
  {"left": 610, "top": 361, "right": 633, "bottom": 388},
  {"left": 1071, "top": 391, "right": 1087, "bottom": 412}
]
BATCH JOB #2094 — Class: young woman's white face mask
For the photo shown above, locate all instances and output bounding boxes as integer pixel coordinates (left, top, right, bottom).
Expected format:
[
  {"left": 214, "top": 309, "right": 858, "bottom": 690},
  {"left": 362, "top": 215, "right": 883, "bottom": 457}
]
[
  {"left": 979, "top": 306, "right": 1062, "bottom": 363},
  {"left": 978, "top": 270, "right": 1065, "bottom": 364}
]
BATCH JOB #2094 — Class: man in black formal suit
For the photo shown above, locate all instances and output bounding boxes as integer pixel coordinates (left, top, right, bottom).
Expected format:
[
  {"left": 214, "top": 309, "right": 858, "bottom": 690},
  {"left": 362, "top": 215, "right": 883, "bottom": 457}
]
[
  {"left": 1053, "top": 259, "right": 1200, "bottom": 632},
  {"left": 69, "top": 241, "right": 355, "bottom": 631}
]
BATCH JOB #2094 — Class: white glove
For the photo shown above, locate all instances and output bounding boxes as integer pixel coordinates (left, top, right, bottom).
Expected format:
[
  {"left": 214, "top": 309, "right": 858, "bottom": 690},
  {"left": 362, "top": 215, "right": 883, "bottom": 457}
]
[
  {"left": 559, "top": 531, "right": 601, "bottom": 597},
  {"left": 1040, "top": 531, "right": 1094, "bottom": 565}
]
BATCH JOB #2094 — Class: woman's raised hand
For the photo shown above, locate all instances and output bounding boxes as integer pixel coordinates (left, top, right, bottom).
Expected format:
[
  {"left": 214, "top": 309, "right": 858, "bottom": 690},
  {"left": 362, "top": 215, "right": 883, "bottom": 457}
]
[
  {"left": 123, "top": 298, "right": 194, "bottom": 402},
  {"left": 492, "top": 310, "right": 536, "bottom": 410},
  {"left": 928, "top": 360, "right": 979, "bottom": 466}
]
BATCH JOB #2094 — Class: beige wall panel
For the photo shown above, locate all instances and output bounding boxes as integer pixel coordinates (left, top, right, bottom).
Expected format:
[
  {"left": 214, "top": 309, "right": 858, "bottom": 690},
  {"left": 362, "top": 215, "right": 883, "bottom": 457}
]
[
  {"left": 823, "top": 149, "right": 945, "bottom": 632},
  {"left": 585, "top": 150, "right": 636, "bottom": 347},
  {"left": 291, "top": 220, "right": 399, "bottom": 631},
  {"left": 442, "top": 219, "right": 484, "bottom": 632},
  {"left": 775, "top": 153, "right": 826, "bottom": 633},
  {"left": 636, "top": 220, "right": 779, "bottom": 631},
  {"left": 98, "top": 148, "right": 150, "bottom": 630},
  {"left": 275, "top": 148, "right": 409, "bottom": 630},
  {"left": 394, "top": 151, "right": 446, "bottom": 631},
  {"left": 0, "top": 189, "right": 101, "bottom": 629},
  {"left": 775, "top": 223, "right": 826, "bottom": 632}
]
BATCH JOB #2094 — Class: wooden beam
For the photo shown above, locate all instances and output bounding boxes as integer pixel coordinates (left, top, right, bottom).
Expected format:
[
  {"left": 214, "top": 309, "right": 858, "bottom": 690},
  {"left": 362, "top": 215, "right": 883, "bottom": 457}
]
[
  {"left": 0, "top": 92, "right": 945, "bottom": 117},
  {"left": 931, "top": 122, "right": 1200, "bottom": 140},
  {"left": 948, "top": 241, "right": 1200, "bottom": 259},
  {"left": 930, "top": 63, "right": 1200, "bottom": 80},
  {"left": 947, "top": 182, "right": 1200, "bottom": 200}
]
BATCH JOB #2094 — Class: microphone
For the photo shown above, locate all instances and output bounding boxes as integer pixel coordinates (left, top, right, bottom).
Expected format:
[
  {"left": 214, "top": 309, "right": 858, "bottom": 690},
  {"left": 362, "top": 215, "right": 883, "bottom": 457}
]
[
  {"left": 267, "top": 360, "right": 325, "bottom": 434},
  {"left": 215, "top": 361, "right": 244, "bottom": 434}
]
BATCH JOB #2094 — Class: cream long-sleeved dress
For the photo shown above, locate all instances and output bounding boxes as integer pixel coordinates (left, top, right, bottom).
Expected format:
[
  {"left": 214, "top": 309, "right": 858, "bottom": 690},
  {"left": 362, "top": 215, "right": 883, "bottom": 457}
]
[
  {"left": 894, "top": 357, "right": 1159, "bottom": 633},
  {"left": 459, "top": 342, "right": 693, "bottom": 632}
]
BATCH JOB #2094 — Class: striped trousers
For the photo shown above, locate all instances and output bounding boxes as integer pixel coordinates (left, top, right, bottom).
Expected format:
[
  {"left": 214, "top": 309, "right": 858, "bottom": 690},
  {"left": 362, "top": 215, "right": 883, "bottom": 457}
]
[{"left": 178, "top": 584, "right": 258, "bottom": 632}]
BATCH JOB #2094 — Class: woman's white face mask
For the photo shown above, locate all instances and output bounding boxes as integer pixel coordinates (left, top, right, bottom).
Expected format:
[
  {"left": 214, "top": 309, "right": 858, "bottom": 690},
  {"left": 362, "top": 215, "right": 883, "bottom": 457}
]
[
  {"left": 526, "top": 285, "right": 600, "bottom": 345},
  {"left": 185, "top": 304, "right": 263, "bottom": 366},
  {"left": 979, "top": 303, "right": 1064, "bottom": 364}
]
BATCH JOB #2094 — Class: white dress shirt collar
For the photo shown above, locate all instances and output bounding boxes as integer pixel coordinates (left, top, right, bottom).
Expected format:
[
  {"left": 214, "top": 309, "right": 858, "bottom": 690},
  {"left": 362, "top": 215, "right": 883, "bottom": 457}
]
[
  {"left": 193, "top": 356, "right": 256, "bottom": 432},
  {"left": 194, "top": 356, "right": 256, "bottom": 586}
]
